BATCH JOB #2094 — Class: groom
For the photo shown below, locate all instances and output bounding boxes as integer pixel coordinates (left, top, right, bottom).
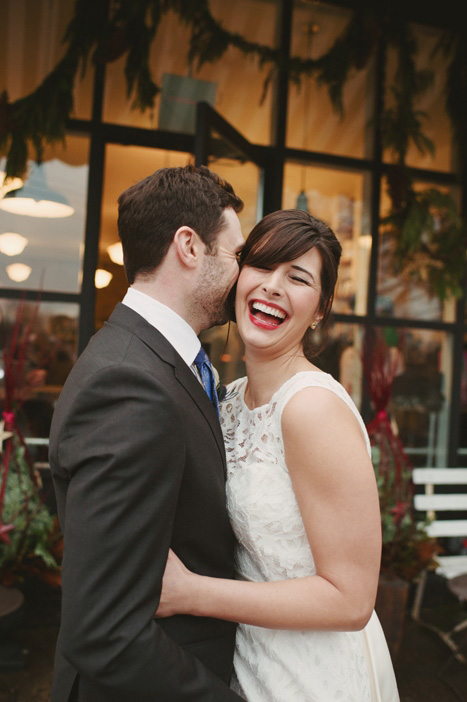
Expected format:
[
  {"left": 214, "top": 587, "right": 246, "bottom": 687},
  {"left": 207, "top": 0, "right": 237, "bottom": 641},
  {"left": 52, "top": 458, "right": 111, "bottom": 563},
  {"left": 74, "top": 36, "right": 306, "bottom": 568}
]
[{"left": 49, "top": 165, "right": 245, "bottom": 701}]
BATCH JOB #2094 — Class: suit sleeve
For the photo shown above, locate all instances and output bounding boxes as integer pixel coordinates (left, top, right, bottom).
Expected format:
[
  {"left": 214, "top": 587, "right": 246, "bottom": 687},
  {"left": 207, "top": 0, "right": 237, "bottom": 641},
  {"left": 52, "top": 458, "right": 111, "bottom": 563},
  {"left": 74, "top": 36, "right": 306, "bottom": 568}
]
[{"left": 53, "top": 364, "right": 242, "bottom": 701}]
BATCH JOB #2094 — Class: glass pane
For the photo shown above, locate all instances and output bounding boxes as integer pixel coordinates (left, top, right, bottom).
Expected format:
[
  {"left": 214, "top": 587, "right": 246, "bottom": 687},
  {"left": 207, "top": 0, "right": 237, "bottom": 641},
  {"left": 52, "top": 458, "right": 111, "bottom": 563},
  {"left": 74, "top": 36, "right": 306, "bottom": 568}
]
[
  {"left": 283, "top": 162, "right": 371, "bottom": 315},
  {"left": 387, "top": 328, "right": 452, "bottom": 468},
  {"left": 317, "top": 323, "right": 452, "bottom": 467},
  {"left": 0, "top": 136, "right": 89, "bottom": 293},
  {"left": 207, "top": 129, "right": 263, "bottom": 236},
  {"left": 96, "top": 145, "right": 192, "bottom": 330},
  {"left": 377, "top": 178, "right": 460, "bottom": 322},
  {"left": 0, "top": 299, "right": 79, "bottom": 455},
  {"left": 0, "top": 0, "right": 93, "bottom": 120},
  {"left": 103, "top": 0, "right": 278, "bottom": 145},
  {"left": 201, "top": 322, "right": 246, "bottom": 389},
  {"left": 287, "top": 2, "right": 374, "bottom": 159},
  {"left": 315, "top": 321, "right": 366, "bottom": 410},
  {"left": 383, "top": 25, "right": 454, "bottom": 173},
  {"left": 460, "top": 310, "right": 467, "bottom": 467}
]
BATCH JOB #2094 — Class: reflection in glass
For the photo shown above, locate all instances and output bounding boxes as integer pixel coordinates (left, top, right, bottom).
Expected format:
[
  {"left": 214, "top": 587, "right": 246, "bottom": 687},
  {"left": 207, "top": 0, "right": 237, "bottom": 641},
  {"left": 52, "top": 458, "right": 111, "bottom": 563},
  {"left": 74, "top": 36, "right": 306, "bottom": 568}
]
[
  {"left": 103, "top": 0, "right": 277, "bottom": 145},
  {"left": 0, "top": 142, "right": 89, "bottom": 293},
  {"left": 460, "top": 306, "right": 467, "bottom": 466},
  {"left": 208, "top": 130, "right": 263, "bottom": 237},
  {"left": 284, "top": 163, "right": 371, "bottom": 315},
  {"left": 317, "top": 323, "right": 452, "bottom": 467},
  {"left": 288, "top": 1, "right": 373, "bottom": 159},
  {"left": 383, "top": 26, "right": 453, "bottom": 173},
  {"left": 96, "top": 145, "right": 192, "bottom": 330},
  {"left": 315, "top": 322, "right": 365, "bottom": 408},
  {"left": 0, "top": 299, "right": 79, "bottom": 450},
  {"left": 201, "top": 323, "right": 245, "bottom": 389},
  {"left": 0, "top": 0, "right": 93, "bottom": 120},
  {"left": 377, "top": 178, "right": 459, "bottom": 322}
]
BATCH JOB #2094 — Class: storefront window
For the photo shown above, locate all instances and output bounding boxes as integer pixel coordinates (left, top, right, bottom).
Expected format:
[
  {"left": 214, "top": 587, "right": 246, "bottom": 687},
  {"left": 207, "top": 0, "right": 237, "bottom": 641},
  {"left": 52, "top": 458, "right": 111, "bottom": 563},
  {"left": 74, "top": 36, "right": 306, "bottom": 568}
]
[
  {"left": 287, "top": 1, "right": 374, "bottom": 159},
  {"left": 460, "top": 305, "right": 467, "bottom": 466},
  {"left": 317, "top": 322, "right": 452, "bottom": 467},
  {"left": 103, "top": 0, "right": 278, "bottom": 145},
  {"left": 95, "top": 145, "right": 192, "bottom": 330},
  {"left": 315, "top": 321, "right": 365, "bottom": 409},
  {"left": 383, "top": 24, "right": 454, "bottom": 173},
  {"left": 387, "top": 327, "right": 451, "bottom": 468},
  {"left": 0, "top": 141, "right": 89, "bottom": 293},
  {"left": 0, "top": 0, "right": 93, "bottom": 120},
  {"left": 0, "top": 136, "right": 89, "bottom": 293},
  {"left": 377, "top": 178, "right": 459, "bottom": 322},
  {"left": 283, "top": 162, "right": 371, "bottom": 315},
  {"left": 207, "top": 129, "right": 263, "bottom": 236},
  {"left": 0, "top": 298, "right": 79, "bottom": 450}
]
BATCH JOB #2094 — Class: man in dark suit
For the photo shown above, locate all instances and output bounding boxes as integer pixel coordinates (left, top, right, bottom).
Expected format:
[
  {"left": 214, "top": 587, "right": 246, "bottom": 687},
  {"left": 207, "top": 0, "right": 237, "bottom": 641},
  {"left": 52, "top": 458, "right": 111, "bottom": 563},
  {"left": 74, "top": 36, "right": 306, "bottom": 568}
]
[{"left": 49, "top": 165, "right": 245, "bottom": 701}]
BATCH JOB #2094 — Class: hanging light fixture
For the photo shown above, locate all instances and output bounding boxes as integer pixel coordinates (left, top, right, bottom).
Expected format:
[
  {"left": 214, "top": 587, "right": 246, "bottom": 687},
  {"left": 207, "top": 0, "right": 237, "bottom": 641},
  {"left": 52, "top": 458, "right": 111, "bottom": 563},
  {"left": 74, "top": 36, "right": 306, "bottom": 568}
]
[
  {"left": 107, "top": 242, "right": 124, "bottom": 265},
  {"left": 95, "top": 269, "right": 113, "bottom": 289},
  {"left": 0, "top": 171, "right": 23, "bottom": 199},
  {"left": 6, "top": 263, "right": 32, "bottom": 283},
  {"left": 0, "top": 164, "right": 74, "bottom": 218},
  {"left": 0, "top": 232, "right": 28, "bottom": 256}
]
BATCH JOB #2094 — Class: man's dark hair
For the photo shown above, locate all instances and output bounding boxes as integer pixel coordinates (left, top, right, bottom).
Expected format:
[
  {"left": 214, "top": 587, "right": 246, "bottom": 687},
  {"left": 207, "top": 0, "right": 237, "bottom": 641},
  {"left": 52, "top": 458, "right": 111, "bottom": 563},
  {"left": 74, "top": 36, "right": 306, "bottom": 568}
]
[{"left": 117, "top": 165, "right": 243, "bottom": 284}]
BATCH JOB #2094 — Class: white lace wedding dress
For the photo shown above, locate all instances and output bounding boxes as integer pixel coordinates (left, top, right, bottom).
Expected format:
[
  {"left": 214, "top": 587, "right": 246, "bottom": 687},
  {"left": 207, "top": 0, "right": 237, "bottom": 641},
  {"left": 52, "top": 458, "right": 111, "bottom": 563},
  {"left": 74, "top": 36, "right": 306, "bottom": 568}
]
[{"left": 220, "top": 371, "right": 399, "bottom": 702}]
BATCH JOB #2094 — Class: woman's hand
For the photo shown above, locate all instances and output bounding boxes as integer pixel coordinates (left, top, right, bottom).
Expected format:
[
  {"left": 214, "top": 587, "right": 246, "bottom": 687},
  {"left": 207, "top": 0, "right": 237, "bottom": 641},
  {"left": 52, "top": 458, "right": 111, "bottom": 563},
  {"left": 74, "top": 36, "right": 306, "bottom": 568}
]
[{"left": 155, "top": 549, "right": 198, "bottom": 618}]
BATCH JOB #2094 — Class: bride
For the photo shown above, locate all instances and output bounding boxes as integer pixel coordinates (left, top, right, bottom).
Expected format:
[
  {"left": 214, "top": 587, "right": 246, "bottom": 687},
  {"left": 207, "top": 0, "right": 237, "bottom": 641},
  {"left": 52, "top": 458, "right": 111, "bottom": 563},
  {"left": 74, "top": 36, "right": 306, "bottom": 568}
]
[{"left": 156, "top": 209, "right": 399, "bottom": 702}]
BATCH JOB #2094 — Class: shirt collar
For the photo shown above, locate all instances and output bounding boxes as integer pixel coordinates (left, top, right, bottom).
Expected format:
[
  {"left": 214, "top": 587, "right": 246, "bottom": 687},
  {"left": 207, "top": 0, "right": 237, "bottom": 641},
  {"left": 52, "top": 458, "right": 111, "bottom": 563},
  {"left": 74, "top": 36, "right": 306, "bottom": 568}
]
[{"left": 122, "top": 287, "right": 200, "bottom": 366}]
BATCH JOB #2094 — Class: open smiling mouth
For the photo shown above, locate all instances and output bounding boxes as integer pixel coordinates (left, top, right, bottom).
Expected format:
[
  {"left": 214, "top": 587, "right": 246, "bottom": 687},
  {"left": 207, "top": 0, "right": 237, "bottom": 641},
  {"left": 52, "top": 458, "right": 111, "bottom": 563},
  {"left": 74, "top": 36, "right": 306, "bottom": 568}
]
[{"left": 249, "top": 301, "right": 288, "bottom": 328}]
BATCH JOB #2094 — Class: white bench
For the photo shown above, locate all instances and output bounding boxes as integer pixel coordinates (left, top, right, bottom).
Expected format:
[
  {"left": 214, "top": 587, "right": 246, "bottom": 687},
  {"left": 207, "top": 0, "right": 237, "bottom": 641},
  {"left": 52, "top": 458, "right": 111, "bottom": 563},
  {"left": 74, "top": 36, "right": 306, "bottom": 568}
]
[
  {"left": 413, "top": 468, "right": 467, "bottom": 579},
  {"left": 411, "top": 468, "right": 467, "bottom": 665}
]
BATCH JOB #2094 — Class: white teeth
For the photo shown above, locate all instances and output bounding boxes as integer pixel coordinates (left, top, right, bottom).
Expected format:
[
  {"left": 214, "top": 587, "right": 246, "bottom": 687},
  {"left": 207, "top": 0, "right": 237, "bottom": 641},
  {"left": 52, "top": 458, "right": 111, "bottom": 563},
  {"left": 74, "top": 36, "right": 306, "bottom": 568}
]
[{"left": 252, "top": 302, "right": 286, "bottom": 319}]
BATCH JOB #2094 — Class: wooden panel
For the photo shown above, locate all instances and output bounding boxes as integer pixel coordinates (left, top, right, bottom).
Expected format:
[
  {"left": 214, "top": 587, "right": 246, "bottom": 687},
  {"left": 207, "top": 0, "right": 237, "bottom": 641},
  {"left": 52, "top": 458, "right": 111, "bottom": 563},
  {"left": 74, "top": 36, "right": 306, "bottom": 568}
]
[
  {"left": 424, "top": 520, "right": 467, "bottom": 538},
  {"left": 412, "top": 468, "right": 467, "bottom": 485},
  {"left": 414, "top": 495, "right": 467, "bottom": 510}
]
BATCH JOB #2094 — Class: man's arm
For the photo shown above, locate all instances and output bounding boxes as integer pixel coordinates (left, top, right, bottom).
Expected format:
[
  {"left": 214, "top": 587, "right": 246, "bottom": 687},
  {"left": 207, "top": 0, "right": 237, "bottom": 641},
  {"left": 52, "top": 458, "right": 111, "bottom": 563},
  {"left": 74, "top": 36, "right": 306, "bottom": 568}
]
[{"left": 52, "top": 364, "right": 242, "bottom": 701}]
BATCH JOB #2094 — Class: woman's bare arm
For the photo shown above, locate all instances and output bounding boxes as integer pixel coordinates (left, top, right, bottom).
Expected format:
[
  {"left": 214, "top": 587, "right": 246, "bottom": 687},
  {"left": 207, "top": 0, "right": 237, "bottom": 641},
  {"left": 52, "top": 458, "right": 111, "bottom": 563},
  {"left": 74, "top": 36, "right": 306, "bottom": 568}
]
[{"left": 157, "top": 387, "right": 382, "bottom": 631}]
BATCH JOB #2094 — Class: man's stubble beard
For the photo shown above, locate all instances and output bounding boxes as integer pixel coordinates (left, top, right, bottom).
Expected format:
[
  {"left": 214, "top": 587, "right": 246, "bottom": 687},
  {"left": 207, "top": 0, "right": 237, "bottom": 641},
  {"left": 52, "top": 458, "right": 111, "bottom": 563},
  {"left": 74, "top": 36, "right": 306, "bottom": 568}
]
[{"left": 191, "top": 253, "right": 232, "bottom": 330}]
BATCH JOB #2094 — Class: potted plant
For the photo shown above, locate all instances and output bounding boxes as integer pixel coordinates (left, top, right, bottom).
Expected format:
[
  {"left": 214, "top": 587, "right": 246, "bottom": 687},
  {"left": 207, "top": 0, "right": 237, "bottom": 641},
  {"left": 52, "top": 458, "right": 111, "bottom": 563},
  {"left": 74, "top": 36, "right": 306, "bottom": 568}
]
[
  {"left": 362, "top": 329, "right": 439, "bottom": 659},
  {"left": 0, "top": 300, "right": 62, "bottom": 588}
]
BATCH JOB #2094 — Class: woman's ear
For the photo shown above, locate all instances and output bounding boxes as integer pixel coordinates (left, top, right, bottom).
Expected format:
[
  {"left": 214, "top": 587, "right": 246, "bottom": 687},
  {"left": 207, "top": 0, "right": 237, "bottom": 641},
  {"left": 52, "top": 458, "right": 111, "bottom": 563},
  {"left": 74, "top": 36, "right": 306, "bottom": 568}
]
[{"left": 172, "top": 226, "right": 200, "bottom": 269}]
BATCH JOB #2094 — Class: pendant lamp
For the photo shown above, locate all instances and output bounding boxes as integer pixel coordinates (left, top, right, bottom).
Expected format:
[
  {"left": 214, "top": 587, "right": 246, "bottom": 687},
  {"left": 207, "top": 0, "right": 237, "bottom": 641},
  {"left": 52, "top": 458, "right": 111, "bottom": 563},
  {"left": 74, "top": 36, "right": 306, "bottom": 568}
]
[{"left": 0, "top": 164, "right": 74, "bottom": 218}]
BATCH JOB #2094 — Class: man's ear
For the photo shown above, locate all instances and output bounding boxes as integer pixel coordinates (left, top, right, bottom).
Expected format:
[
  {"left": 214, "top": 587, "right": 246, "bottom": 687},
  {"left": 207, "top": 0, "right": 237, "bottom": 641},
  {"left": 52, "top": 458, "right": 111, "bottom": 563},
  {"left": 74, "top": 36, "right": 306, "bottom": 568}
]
[{"left": 172, "top": 226, "right": 201, "bottom": 269}]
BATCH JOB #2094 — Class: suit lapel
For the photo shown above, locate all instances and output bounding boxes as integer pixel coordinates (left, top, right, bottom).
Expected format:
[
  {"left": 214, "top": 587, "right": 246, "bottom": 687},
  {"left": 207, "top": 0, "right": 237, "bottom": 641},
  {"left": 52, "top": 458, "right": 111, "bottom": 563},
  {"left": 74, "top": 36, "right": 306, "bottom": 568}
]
[
  {"left": 107, "top": 304, "right": 227, "bottom": 473},
  {"left": 173, "top": 359, "right": 226, "bottom": 469}
]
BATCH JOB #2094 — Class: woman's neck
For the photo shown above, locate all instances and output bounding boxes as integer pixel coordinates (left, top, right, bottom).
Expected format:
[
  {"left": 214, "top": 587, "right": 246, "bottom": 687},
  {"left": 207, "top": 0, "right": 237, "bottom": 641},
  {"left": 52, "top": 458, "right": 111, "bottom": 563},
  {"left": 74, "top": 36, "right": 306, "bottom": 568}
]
[{"left": 243, "top": 348, "right": 315, "bottom": 409}]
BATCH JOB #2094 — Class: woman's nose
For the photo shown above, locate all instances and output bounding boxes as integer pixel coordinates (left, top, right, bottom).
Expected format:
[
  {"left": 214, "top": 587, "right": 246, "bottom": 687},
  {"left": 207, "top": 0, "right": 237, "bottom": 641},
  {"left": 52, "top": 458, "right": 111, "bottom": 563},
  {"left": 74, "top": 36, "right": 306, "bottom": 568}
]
[{"left": 262, "top": 270, "right": 282, "bottom": 296}]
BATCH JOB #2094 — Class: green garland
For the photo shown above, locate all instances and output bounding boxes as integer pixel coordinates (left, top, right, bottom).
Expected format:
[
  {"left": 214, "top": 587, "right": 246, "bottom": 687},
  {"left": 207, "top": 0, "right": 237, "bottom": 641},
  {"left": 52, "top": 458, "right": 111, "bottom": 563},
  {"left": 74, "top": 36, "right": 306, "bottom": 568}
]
[{"left": 0, "top": 0, "right": 465, "bottom": 298}]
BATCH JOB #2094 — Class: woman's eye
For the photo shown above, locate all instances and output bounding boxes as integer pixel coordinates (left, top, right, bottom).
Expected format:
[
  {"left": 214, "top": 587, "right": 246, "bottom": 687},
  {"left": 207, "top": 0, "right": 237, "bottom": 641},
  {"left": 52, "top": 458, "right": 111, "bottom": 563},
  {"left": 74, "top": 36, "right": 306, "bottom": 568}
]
[{"left": 291, "top": 276, "right": 308, "bottom": 284}]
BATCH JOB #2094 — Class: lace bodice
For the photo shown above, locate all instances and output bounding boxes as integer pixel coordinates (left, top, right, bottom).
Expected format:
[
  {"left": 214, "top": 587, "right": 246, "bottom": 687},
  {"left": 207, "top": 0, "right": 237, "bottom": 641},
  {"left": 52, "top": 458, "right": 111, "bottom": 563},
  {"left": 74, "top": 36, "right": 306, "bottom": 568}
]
[
  {"left": 219, "top": 372, "right": 398, "bottom": 702},
  {"left": 221, "top": 371, "right": 370, "bottom": 584}
]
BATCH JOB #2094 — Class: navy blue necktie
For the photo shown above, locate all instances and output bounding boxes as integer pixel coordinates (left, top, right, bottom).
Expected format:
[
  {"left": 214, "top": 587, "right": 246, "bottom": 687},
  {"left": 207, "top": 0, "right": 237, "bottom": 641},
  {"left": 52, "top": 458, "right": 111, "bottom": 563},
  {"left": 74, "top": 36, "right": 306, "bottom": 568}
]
[{"left": 193, "top": 347, "right": 220, "bottom": 420}]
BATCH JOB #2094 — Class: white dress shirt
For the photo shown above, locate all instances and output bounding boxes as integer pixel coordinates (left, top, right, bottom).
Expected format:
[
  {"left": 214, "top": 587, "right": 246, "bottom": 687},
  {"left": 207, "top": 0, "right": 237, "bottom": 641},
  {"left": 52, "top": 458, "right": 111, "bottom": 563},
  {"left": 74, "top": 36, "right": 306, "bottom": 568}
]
[{"left": 122, "top": 287, "right": 201, "bottom": 367}]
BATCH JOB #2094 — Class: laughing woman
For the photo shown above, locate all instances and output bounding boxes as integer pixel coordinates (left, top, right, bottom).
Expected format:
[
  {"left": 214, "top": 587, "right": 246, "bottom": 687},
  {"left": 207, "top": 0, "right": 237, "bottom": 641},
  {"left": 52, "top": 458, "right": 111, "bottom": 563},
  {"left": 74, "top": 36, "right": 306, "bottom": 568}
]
[{"left": 157, "top": 210, "right": 399, "bottom": 702}]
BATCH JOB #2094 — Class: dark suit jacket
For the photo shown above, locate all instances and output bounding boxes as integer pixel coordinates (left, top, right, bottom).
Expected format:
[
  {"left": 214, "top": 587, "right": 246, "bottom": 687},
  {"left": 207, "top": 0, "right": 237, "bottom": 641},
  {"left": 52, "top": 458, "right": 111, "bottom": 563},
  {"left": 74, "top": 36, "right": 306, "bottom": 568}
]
[{"left": 49, "top": 303, "right": 242, "bottom": 701}]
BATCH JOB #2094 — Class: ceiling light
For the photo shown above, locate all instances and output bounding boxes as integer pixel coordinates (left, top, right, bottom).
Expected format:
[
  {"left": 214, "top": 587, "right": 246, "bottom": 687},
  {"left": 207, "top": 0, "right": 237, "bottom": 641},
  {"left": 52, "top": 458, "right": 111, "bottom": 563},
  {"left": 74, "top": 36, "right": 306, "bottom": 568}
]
[
  {"left": 107, "top": 242, "right": 124, "bottom": 265},
  {"left": 95, "top": 269, "right": 113, "bottom": 289},
  {"left": 0, "top": 232, "right": 28, "bottom": 256},
  {"left": 6, "top": 263, "right": 32, "bottom": 282},
  {"left": 0, "top": 164, "right": 74, "bottom": 218}
]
